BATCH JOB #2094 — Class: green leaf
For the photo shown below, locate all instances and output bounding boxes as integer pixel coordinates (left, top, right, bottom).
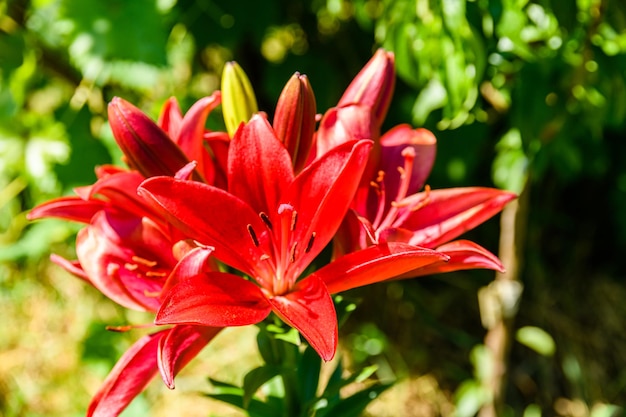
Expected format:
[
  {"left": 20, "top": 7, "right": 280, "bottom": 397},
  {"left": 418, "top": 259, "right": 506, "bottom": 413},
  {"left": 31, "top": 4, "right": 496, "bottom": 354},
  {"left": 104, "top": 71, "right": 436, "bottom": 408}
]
[
  {"left": 242, "top": 365, "right": 283, "bottom": 408},
  {"left": 318, "top": 383, "right": 392, "bottom": 417},
  {"left": 297, "top": 345, "right": 322, "bottom": 405}
]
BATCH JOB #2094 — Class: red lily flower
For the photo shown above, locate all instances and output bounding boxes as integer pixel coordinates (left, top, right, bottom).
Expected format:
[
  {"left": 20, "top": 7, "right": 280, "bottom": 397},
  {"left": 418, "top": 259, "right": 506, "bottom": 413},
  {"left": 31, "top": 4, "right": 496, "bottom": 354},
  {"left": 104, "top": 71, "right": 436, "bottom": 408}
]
[
  {"left": 316, "top": 50, "right": 515, "bottom": 276},
  {"left": 138, "top": 115, "right": 449, "bottom": 361},
  {"left": 28, "top": 94, "right": 230, "bottom": 417}
]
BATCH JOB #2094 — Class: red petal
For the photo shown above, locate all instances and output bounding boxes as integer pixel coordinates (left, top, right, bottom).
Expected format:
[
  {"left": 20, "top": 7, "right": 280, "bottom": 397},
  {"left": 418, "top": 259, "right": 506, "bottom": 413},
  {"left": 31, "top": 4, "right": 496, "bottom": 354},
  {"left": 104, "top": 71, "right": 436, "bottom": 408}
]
[
  {"left": 27, "top": 197, "right": 106, "bottom": 223},
  {"left": 283, "top": 139, "right": 372, "bottom": 276},
  {"left": 158, "top": 325, "right": 221, "bottom": 389},
  {"left": 400, "top": 240, "right": 504, "bottom": 277},
  {"left": 315, "top": 242, "right": 448, "bottom": 294},
  {"left": 402, "top": 187, "right": 517, "bottom": 248},
  {"left": 176, "top": 92, "right": 222, "bottom": 181},
  {"left": 138, "top": 177, "right": 267, "bottom": 276},
  {"left": 315, "top": 104, "right": 376, "bottom": 156},
  {"left": 267, "top": 275, "right": 337, "bottom": 361},
  {"left": 50, "top": 254, "right": 90, "bottom": 283},
  {"left": 161, "top": 245, "right": 215, "bottom": 295},
  {"left": 76, "top": 211, "right": 175, "bottom": 311},
  {"left": 157, "top": 97, "right": 183, "bottom": 139},
  {"left": 155, "top": 272, "right": 271, "bottom": 327},
  {"left": 87, "top": 331, "right": 163, "bottom": 417},
  {"left": 228, "top": 115, "right": 294, "bottom": 214},
  {"left": 379, "top": 124, "right": 437, "bottom": 199}
]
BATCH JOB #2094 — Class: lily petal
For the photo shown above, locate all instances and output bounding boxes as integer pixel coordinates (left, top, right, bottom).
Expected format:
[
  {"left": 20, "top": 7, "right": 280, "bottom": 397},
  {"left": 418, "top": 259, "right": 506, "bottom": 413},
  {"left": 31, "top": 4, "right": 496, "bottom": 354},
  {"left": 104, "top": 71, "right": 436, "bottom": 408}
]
[
  {"left": 87, "top": 331, "right": 163, "bottom": 417},
  {"left": 26, "top": 196, "right": 106, "bottom": 223},
  {"left": 315, "top": 242, "right": 449, "bottom": 294},
  {"left": 138, "top": 177, "right": 267, "bottom": 275},
  {"left": 155, "top": 272, "right": 271, "bottom": 327},
  {"left": 379, "top": 124, "right": 437, "bottom": 198},
  {"left": 76, "top": 211, "right": 175, "bottom": 312},
  {"left": 284, "top": 139, "right": 372, "bottom": 273},
  {"left": 228, "top": 115, "right": 294, "bottom": 214},
  {"left": 157, "top": 97, "right": 183, "bottom": 139},
  {"left": 267, "top": 275, "right": 337, "bottom": 362},
  {"left": 176, "top": 92, "right": 222, "bottom": 181},
  {"left": 402, "top": 187, "right": 517, "bottom": 248},
  {"left": 316, "top": 103, "right": 376, "bottom": 156},
  {"left": 157, "top": 325, "right": 221, "bottom": 389}
]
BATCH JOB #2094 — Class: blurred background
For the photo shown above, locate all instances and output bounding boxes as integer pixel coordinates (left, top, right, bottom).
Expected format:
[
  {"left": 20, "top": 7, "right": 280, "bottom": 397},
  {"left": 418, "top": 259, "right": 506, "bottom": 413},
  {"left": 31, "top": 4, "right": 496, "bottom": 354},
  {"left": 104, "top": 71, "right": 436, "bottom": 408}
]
[{"left": 1, "top": 0, "right": 626, "bottom": 416}]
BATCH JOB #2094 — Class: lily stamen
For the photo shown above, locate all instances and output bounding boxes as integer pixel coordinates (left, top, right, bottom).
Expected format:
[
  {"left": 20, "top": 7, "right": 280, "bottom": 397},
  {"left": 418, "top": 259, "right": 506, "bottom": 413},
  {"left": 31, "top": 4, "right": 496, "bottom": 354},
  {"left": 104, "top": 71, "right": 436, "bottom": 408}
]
[
  {"left": 131, "top": 255, "right": 158, "bottom": 267},
  {"left": 305, "top": 232, "right": 316, "bottom": 253},
  {"left": 259, "top": 212, "right": 273, "bottom": 230},
  {"left": 247, "top": 224, "right": 260, "bottom": 247}
]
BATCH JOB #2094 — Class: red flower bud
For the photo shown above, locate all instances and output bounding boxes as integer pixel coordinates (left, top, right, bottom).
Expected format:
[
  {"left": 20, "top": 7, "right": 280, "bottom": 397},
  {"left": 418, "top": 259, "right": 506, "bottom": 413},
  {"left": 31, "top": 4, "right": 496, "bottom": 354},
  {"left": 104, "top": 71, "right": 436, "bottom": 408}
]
[
  {"left": 273, "top": 72, "right": 317, "bottom": 172},
  {"left": 337, "top": 49, "right": 395, "bottom": 129},
  {"left": 108, "top": 97, "right": 192, "bottom": 178}
]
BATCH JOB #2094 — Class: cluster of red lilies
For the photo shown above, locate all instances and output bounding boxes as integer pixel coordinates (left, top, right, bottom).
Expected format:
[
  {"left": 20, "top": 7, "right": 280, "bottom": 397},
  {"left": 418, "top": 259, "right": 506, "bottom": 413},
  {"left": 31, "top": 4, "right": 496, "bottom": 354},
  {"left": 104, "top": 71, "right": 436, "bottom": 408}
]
[{"left": 29, "top": 49, "right": 515, "bottom": 417}]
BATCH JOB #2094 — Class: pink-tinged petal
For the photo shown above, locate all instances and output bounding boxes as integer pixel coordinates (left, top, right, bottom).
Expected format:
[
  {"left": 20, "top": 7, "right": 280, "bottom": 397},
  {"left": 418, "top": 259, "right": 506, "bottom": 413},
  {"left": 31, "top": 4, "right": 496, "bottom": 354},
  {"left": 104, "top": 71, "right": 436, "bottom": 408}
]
[
  {"left": 157, "top": 97, "right": 183, "bottom": 139},
  {"left": 87, "top": 330, "right": 163, "bottom": 417},
  {"left": 26, "top": 197, "right": 106, "bottom": 223},
  {"left": 228, "top": 115, "right": 294, "bottom": 214},
  {"left": 50, "top": 254, "right": 91, "bottom": 283},
  {"left": 138, "top": 177, "right": 268, "bottom": 276},
  {"left": 379, "top": 124, "right": 437, "bottom": 198},
  {"left": 155, "top": 272, "right": 271, "bottom": 327},
  {"left": 283, "top": 139, "right": 372, "bottom": 276},
  {"left": 108, "top": 97, "right": 194, "bottom": 179},
  {"left": 158, "top": 325, "right": 221, "bottom": 389},
  {"left": 76, "top": 211, "right": 175, "bottom": 311},
  {"left": 267, "top": 275, "right": 337, "bottom": 361},
  {"left": 402, "top": 187, "right": 517, "bottom": 248},
  {"left": 337, "top": 48, "right": 395, "bottom": 128},
  {"left": 316, "top": 104, "right": 377, "bottom": 156},
  {"left": 399, "top": 240, "right": 504, "bottom": 278},
  {"left": 314, "top": 242, "right": 448, "bottom": 294},
  {"left": 176, "top": 92, "right": 222, "bottom": 181}
]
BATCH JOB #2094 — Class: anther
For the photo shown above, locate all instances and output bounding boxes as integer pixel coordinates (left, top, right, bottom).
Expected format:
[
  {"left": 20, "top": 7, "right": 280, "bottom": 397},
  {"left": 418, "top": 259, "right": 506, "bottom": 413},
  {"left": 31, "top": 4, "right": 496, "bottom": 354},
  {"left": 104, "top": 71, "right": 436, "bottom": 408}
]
[
  {"left": 259, "top": 212, "right": 273, "bottom": 230},
  {"left": 305, "top": 232, "right": 316, "bottom": 253},
  {"left": 247, "top": 224, "right": 260, "bottom": 247},
  {"left": 290, "top": 211, "right": 298, "bottom": 231},
  {"left": 290, "top": 242, "right": 298, "bottom": 263},
  {"left": 146, "top": 271, "right": 167, "bottom": 278},
  {"left": 124, "top": 263, "right": 138, "bottom": 271},
  {"left": 131, "top": 256, "right": 158, "bottom": 267}
]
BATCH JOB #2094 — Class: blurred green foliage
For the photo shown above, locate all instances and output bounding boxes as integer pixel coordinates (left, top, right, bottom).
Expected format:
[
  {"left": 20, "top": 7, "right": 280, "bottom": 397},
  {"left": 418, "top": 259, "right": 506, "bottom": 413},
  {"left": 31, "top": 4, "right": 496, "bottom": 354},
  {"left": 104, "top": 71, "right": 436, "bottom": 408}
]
[{"left": 2, "top": 0, "right": 626, "bottom": 416}]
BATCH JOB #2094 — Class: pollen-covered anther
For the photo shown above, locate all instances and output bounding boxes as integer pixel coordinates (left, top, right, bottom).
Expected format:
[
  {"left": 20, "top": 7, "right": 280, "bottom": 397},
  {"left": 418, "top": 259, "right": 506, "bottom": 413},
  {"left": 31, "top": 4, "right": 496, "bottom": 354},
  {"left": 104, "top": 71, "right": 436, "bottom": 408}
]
[
  {"left": 247, "top": 224, "right": 260, "bottom": 247},
  {"left": 124, "top": 263, "right": 138, "bottom": 271},
  {"left": 290, "top": 211, "right": 298, "bottom": 231},
  {"left": 290, "top": 242, "right": 298, "bottom": 263},
  {"left": 305, "top": 232, "right": 316, "bottom": 253},
  {"left": 131, "top": 255, "right": 158, "bottom": 267},
  {"left": 146, "top": 271, "right": 167, "bottom": 278},
  {"left": 259, "top": 212, "right": 273, "bottom": 230}
]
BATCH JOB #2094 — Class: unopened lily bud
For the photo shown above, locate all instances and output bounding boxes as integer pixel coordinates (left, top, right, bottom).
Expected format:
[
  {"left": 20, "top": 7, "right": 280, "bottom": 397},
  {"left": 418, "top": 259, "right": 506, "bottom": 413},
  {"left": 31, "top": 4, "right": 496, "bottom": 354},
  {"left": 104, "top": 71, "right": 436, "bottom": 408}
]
[
  {"left": 338, "top": 49, "right": 395, "bottom": 129},
  {"left": 273, "top": 72, "right": 316, "bottom": 172},
  {"left": 221, "top": 61, "right": 258, "bottom": 136},
  {"left": 108, "top": 97, "right": 191, "bottom": 178}
]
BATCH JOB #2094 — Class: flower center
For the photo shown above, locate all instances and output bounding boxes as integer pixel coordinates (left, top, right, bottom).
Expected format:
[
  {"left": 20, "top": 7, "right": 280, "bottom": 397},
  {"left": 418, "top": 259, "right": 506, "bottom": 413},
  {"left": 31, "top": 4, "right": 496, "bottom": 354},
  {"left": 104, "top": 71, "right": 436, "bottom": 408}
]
[
  {"left": 245, "top": 204, "right": 316, "bottom": 295},
  {"left": 370, "top": 146, "right": 431, "bottom": 240}
]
